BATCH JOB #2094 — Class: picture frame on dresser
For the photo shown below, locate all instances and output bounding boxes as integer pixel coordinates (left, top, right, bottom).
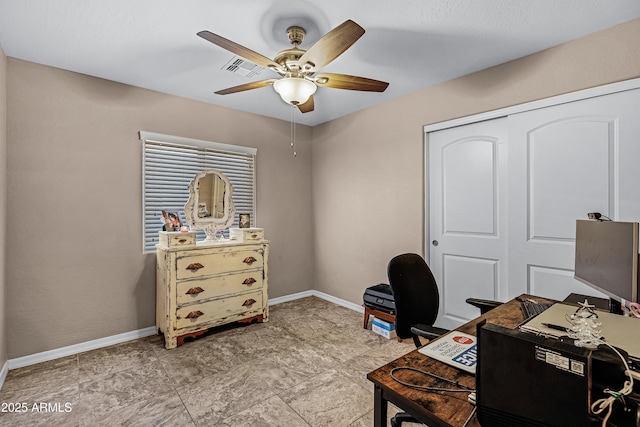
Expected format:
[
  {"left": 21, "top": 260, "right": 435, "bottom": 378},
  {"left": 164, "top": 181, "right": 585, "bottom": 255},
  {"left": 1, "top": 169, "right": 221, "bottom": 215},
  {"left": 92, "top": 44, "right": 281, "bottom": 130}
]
[
  {"left": 162, "top": 210, "right": 182, "bottom": 231},
  {"left": 239, "top": 213, "right": 250, "bottom": 228}
]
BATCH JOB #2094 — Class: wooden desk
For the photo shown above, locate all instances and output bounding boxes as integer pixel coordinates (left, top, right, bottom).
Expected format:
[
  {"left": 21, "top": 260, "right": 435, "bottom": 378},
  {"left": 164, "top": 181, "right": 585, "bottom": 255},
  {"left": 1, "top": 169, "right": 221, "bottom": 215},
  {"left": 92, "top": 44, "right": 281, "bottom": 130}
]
[{"left": 366, "top": 295, "right": 555, "bottom": 427}]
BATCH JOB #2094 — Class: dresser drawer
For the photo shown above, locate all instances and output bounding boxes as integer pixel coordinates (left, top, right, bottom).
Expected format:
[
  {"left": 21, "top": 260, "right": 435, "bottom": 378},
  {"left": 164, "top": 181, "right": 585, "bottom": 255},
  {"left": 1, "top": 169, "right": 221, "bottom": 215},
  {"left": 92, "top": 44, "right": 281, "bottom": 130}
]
[
  {"left": 176, "top": 272, "right": 264, "bottom": 305},
  {"left": 157, "top": 240, "right": 269, "bottom": 349},
  {"left": 176, "top": 247, "right": 264, "bottom": 280},
  {"left": 229, "top": 228, "right": 264, "bottom": 242},
  {"left": 158, "top": 231, "right": 196, "bottom": 248},
  {"left": 175, "top": 291, "right": 263, "bottom": 330}
]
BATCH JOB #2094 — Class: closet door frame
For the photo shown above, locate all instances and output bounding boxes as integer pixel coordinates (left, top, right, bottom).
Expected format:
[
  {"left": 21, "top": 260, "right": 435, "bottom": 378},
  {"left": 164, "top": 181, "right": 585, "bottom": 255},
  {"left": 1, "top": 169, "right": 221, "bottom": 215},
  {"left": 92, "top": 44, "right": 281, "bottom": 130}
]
[{"left": 423, "top": 78, "right": 640, "bottom": 264}]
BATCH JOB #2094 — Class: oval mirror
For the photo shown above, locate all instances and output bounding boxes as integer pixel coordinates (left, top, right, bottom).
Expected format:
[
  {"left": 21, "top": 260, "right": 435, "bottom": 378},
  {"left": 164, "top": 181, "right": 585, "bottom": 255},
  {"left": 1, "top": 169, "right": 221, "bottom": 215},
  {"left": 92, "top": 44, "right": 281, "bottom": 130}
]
[{"left": 184, "top": 169, "right": 235, "bottom": 241}]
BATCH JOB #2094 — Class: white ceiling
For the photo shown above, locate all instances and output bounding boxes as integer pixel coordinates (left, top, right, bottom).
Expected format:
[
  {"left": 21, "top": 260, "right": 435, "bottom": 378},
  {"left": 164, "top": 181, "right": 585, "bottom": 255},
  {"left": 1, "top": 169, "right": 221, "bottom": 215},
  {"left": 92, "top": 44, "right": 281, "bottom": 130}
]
[{"left": 0, "top": 1, "right": 639, "bottom": 126}]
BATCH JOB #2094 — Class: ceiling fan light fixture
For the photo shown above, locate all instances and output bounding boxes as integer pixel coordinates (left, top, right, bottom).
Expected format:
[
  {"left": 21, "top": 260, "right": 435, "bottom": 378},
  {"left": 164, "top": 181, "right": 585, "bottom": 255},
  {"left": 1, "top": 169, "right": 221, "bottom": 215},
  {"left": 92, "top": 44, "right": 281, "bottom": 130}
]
[
  {"left": 199, "top": 20, "right": 387, "bottom": 114},
  {"left": 273, "top": 77, "right": 317, "bottom": 105}
]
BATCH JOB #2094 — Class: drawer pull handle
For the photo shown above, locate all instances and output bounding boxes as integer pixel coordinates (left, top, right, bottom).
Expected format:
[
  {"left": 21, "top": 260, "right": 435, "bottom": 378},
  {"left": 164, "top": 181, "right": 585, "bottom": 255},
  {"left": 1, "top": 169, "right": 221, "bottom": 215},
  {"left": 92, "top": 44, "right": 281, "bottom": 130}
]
[
  {"left": 186, "top": 287, "right": 205, "bottom": 295},
  {"left": 250, "top": 234, "right": 258, "bottom": 238},
  {"left": 242, "top": 278, "right": 257, "bottom": 285},
  {"left": 186, "top": 263, "right": 204, "bottom": 272},
  {"left": 178, "top": 239, "right": 187, "bottom": 243},
  {"left": 185, "top": 310, "right": 204, "bottom": 319},
  {"left": 242, "top": 299, "right": 257, "bottom": 307},
  {"left": 242, "top": 257, "right": 257, "bottom": 265}
]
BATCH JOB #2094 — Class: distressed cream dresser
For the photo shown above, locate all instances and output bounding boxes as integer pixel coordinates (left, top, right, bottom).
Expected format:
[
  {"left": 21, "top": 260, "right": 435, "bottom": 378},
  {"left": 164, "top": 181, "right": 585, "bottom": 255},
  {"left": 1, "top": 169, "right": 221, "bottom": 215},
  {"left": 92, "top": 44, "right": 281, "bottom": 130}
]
[{"left": 156, "top": 239, "right": 269, "bottom": 349}]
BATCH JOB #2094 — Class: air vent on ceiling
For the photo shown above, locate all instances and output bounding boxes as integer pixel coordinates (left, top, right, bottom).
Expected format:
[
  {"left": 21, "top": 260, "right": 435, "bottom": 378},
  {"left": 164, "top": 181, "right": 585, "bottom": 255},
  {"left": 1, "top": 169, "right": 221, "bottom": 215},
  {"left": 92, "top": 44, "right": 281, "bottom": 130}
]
[{"left": 221, "top": 56, "right": 263, "bottom": 78}]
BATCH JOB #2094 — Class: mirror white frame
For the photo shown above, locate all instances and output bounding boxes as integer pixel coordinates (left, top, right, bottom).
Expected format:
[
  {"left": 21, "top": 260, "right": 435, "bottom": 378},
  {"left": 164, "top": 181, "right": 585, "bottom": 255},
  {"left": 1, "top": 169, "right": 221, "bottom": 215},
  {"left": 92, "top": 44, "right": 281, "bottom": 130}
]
[{"left": 184, "top": 169, "right": 236, "bottom": 241}]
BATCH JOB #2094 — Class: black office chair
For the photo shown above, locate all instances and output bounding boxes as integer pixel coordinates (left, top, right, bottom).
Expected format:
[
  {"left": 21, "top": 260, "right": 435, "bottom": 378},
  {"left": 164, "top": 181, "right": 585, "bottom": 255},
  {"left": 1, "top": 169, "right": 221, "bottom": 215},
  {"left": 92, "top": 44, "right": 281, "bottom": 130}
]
[
  {"left": 387, "top": 254, "right": 502, "bottom": 427},
  {"left": 387, "top": 253, "right": 449, "bottom": 427},
  {"left": 387, "top": 253, "right": 449, "bottom": 348}
]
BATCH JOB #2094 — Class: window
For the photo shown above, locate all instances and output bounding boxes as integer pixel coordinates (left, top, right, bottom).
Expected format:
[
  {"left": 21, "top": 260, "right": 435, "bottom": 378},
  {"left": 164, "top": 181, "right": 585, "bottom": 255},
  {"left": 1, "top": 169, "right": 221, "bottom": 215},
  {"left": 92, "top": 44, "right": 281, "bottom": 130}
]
[{"left": 140, "top": 131, "right": 257, "bottom": 252}]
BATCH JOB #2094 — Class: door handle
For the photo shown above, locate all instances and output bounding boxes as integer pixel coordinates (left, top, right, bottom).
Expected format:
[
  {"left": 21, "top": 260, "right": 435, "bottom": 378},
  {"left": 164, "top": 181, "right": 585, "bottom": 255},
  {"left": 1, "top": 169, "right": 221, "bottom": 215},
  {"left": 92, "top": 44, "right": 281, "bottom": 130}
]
[{"left": 432, "top": 240, "right": 439, "bottom": 246}]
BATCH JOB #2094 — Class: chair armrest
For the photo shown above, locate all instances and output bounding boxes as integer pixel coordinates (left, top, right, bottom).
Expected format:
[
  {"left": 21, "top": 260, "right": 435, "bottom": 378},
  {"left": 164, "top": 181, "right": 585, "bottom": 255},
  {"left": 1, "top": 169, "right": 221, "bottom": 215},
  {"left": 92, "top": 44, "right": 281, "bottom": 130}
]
[
  {"left": 466, "top": 298, "right": 502, "bottom": 314},
  {"left": 410, "top": 324, "right": 449, "bottom": 341}
]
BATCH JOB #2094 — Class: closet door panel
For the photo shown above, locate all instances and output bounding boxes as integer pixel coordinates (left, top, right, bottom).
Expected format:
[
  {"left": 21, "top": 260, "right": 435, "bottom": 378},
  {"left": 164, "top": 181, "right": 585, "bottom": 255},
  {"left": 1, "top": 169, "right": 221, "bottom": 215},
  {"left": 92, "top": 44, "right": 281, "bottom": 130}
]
[
  {"left": 442, "top": 254, "right": 499, "bottom": 322},
  {"left": 528, "top": 119, "right": 613, "bottom": 240},
  {"left": 508, "top": 89, "right": 640, "bottom": 301},
  {"left": 428, "top": 118, "right": 508, "bottom": 329},
  {"left": 528, "top": 265, "right": 599, "bottom": 300}
]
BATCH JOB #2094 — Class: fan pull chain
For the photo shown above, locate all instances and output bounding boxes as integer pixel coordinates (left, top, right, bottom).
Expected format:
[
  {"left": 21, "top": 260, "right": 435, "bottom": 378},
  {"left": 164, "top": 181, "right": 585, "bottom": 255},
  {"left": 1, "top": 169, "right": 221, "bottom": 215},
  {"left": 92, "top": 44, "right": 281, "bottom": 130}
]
[{"left": 290, "top": 105, "right": 297, "bottom": 157}]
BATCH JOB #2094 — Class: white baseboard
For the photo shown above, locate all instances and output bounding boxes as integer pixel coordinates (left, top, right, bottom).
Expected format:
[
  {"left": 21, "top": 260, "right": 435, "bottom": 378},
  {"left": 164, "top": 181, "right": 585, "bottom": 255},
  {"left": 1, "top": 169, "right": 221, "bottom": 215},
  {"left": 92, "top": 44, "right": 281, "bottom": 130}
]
[
  {"left": 310, "top": 290, "right": 364, "bottom": 313},
  {"left": 6, "top": 326, "right": 157, "bottom": 371},
  {"left": 269, "top": 290, "right": 364, "bottom": 313},
  {"left": 3, "top": 290, "right": 362, "bottom": 381},
  {"left": 268, "top": 290, "right": 315, "bottom": 305}
]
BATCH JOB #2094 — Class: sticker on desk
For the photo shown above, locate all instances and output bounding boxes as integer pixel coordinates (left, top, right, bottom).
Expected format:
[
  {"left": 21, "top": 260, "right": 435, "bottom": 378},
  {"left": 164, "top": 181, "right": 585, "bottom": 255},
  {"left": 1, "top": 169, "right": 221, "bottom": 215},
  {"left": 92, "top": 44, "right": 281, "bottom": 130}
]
[{"left": 418, "top": 331, "right": 478, "bottom": 374}]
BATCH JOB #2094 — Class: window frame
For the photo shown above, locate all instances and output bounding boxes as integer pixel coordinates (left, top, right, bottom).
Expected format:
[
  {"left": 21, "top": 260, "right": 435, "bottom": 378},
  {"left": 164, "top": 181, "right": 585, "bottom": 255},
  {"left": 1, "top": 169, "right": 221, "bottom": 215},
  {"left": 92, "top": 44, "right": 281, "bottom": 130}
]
[{"left": 139, "top": 131, "right": 257, "bottom": 253}]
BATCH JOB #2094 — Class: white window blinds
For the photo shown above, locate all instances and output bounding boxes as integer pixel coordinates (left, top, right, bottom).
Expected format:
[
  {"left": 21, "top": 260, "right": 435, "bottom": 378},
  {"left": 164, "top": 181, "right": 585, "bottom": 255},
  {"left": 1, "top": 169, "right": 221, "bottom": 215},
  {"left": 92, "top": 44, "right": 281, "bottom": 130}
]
[{"left": 140, "top": 132, "right": 257, "bottom": 252}]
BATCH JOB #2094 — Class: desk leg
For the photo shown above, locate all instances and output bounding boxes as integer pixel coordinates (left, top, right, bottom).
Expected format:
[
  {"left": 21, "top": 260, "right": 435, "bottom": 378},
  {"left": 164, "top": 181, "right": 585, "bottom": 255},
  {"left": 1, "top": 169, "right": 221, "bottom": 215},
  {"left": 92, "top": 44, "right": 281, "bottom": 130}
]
[{"left": 373, "top": 385, "right": 388, "bottom": 427}]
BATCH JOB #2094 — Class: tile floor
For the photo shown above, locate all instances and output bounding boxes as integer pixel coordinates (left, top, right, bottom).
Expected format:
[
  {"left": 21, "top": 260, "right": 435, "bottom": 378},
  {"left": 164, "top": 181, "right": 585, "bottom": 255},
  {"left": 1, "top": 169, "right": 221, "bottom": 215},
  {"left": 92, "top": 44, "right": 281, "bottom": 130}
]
[{"left": 0, "top": 297, "right": 418, "bottom": 427}]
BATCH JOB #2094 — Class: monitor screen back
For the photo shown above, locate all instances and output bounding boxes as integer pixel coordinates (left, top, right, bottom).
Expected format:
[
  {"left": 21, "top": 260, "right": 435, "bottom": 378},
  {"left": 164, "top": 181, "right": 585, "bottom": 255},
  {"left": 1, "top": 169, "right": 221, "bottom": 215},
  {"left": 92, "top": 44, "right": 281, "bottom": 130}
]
[{"left": 574, "top": 220, "right": 638, "bottom": 303}]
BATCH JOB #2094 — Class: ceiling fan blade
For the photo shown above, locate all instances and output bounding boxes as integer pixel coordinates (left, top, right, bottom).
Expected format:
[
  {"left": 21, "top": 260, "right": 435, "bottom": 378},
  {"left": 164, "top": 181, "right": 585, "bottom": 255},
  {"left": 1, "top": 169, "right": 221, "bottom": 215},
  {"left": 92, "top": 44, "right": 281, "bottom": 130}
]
[
  {"left": 197, "top": 30, "right": 283, "bottom": 72},
  {"left": 215, "top": 79, "right": 277, "bottom": 95},
  {"left": 297, "top": 96, "right": 315, "bottom": 113},
  {"left": 297, "top": 20, "right": 365, "bottom": 72},
  {"left": 314, "top": 73, "right": 389, "bottom": 92}
]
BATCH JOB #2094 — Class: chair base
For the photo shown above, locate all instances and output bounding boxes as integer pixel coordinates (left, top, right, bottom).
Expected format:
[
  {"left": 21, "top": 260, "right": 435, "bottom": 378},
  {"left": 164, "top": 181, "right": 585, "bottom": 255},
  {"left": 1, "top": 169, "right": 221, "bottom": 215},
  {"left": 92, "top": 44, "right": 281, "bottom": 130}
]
[{"left": 391, "top": 412, "right": 420, "bottom": 427}]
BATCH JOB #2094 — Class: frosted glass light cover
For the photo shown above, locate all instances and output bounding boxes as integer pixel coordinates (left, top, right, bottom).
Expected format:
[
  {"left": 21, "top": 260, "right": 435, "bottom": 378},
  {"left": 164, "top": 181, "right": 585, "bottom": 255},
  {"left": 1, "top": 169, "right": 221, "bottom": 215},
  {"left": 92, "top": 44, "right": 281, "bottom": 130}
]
[{"left": 273, "top": 78, "right": 317, "bottom": 105}]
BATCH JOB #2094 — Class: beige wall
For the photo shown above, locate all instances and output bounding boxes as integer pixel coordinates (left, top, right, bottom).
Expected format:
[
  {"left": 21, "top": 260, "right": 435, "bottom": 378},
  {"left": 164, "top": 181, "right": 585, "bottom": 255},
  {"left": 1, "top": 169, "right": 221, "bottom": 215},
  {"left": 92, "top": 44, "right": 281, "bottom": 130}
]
[
  {"left": 311, "top": 18, "right": 640, "bottom": 305},
  {"left": 6, "top": 60, "right": 313, "bottom": 358},
  {"left": 0, "top": 43, "right": 7, "bottom": 369},
  {"left": 4, "top": 17, "right": 640, "bottom": 360}
]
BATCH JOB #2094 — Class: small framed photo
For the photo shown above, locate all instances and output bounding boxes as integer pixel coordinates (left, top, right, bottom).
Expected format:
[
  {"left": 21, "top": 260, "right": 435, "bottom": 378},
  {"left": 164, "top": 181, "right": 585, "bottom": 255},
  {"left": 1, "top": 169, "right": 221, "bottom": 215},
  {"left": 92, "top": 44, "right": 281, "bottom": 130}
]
[
  {"left": 162, "top": 210, "right": 182, "bottom": 232},
  {"left": 239, "top": 213, "right": 250, "bottom": 228}
]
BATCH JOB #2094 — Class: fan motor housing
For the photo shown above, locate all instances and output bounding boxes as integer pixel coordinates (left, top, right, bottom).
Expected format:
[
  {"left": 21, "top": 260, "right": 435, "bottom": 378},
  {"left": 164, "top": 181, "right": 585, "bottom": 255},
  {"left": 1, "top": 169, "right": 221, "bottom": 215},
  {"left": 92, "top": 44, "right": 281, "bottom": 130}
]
[
  {"left": 274, "top": 48, "right": 306, "bottom": 72},
  {"left": 287, "top": 26, "right": 306, "bottom": 46}
]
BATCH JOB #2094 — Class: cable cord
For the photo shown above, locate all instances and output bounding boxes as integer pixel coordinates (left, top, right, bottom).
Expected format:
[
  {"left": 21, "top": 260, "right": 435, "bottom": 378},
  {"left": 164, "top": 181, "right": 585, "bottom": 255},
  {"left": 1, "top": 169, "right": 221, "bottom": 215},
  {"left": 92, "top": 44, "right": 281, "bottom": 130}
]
[
  {"left": 590, "top": 342, "right": 635, "bottom": 427},
  {"left": 390, "top": 366, "right": 477, "bottom": 427},
  {"left": 462, "top": 407, "right": 477, "bottom": 427},
  {"left": 390, "top": 366, "right": 474, "bottom": 393},
  {"left": 628, "top": 369, "right": 640, "bottom": 382}
]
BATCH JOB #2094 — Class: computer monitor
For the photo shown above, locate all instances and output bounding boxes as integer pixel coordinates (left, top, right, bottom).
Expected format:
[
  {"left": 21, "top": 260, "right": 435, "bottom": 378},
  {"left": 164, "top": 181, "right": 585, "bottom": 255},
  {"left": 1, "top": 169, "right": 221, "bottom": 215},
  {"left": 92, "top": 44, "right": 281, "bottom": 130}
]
[{"left": 574, "top": 219, "right": 639, "bottom": 306}]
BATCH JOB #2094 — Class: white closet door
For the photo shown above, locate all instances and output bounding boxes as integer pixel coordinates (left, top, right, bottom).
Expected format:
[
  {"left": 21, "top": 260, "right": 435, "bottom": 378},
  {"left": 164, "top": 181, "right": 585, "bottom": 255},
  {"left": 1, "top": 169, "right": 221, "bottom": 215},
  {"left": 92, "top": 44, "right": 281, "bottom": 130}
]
[
  {"left": 428, "top": 88, "right": 640, "bottom": 329},
  {"left": 428, "top": 118, "right": 508, "bottom": 329},
  {"left": 507, "top": 89, "right": 640, "bottom": 301}
]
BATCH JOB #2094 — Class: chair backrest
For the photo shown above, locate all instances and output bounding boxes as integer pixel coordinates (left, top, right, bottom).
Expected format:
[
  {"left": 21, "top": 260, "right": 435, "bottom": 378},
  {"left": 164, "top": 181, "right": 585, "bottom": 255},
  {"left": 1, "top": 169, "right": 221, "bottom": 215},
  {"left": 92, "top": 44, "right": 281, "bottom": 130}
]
[{"left": 387, "top": 253, "right": 440, "bottom": 339}]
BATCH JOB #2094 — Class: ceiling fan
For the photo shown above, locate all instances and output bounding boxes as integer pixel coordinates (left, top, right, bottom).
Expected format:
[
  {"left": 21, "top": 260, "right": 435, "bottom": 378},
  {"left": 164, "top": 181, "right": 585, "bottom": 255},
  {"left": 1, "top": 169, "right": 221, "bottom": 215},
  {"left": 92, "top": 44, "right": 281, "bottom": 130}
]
[{"left": 197, "top": 20, "right": 389, "bottom": 113}]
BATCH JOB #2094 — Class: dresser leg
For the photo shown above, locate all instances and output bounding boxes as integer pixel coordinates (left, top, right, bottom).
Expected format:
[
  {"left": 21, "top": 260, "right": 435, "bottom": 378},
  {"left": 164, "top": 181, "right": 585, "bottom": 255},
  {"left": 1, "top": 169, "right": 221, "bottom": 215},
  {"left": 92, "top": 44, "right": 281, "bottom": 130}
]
[
  {"left": 237, "top": 314, "right": 264, "bottom": 324},
  {"left": 164, "top": 335, "right": 178, "bottom": 349},
  {"left": 176, "top": 329, "right": 209, "bottom": 347}
]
